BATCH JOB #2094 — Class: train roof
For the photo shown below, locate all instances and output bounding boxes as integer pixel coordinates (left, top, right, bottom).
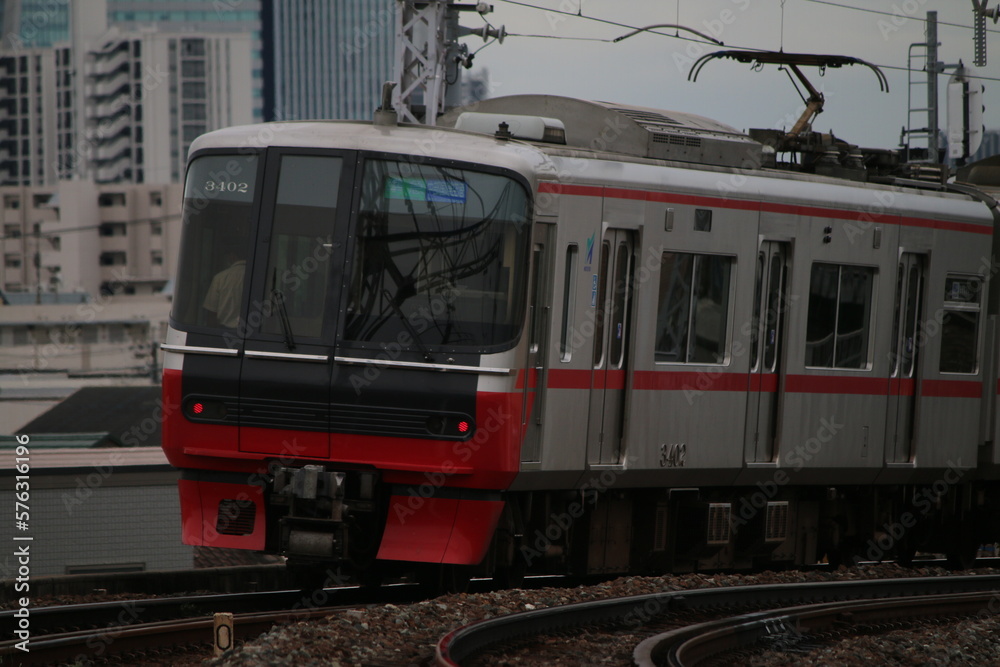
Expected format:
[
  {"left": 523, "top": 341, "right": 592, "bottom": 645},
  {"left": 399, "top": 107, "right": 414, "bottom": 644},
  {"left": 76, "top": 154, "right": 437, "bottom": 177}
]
[
  {"left": 438, "top": 95, "right": 761, "bottom": 169},
  {"left": 189, "top": 96, "right": 997, "bottom": 215}
]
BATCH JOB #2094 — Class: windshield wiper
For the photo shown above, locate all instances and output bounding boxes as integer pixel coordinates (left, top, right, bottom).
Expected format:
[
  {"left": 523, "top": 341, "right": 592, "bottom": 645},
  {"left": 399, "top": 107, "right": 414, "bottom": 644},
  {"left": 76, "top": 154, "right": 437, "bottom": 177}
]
[{"left": 271, "top": 288, "right": 296, "bottom": 351}]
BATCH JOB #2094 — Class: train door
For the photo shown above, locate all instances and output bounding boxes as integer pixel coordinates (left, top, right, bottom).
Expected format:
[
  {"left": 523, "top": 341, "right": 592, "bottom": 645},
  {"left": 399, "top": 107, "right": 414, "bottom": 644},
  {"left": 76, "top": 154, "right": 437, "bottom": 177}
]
[
  {"left": 587, "top": 230, "right": 635, "bottom": 465},
  {"left": 238, "top": 151, "right": 353, "bottom": 459},
  {"left": 886, "top": 253, "right": 924, "bottom": 464},
  {"left": 521, "top": 221, "right": 554, "bottom": 464},
  {"left": 744, "top": 242, "right": 787, "bottom": 463}
]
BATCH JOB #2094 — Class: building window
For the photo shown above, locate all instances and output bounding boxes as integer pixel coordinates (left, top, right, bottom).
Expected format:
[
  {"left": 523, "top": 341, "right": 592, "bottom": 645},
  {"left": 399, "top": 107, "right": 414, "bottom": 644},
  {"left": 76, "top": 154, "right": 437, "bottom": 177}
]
[
  {"left": 4, "top": 254, "right": 21, "bottom": 268},
  {"left": 149, "top": 192, "right": 162, "bottom": 207},
  {"left": 4, "top": 224, "right": 21, "bottom": 238},
  {"left": 3, "top": 195, "right": 19, "bottom": 209},
  {"left": 181, "top": 61, "right": 205, "bottom": 78},
  {"left": 655, "top": 252, "right": 733, "bottom": 364},
  {"left": 99, "top": 251, "right": 127, "bottom": 266},
  {"left": 805, "top": 263, "right": 875, "bottom": 369},
  {"left": 181, "top": 81, "right": 206, "bottom": 99},
  {"left": 182, "top": 124, "right": 205, "bottom": 142},
  {"left": 99, "top": 223, "right": 127, "bottom": 237},
  {"left": 151, "top": 250, "right": 163, "bottom": 266},
  {"left": 98, "top": 193, "right": 127, "bottom": 207},
  {"left": 940, "top": 275, "right": 981, "bottom": 374},
  {"left": 107, "top": 324, "right": 125, "bottom": 343},
  {"left": 182, "top": 102, "right": 206, "bottom": 121},
  {"left": 181, "top": 39, "right": 206, "bottom": 57}
]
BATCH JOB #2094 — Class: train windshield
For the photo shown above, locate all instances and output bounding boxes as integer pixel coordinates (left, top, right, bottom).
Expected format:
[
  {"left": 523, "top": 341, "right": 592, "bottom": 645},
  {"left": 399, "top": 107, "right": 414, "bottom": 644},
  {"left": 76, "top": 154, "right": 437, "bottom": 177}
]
[
  {"left": 171, "top": 154, "right": 259, "bottom": 331},
  {"left": 344, "top": 160, "right": 531, "bottom": 350}
]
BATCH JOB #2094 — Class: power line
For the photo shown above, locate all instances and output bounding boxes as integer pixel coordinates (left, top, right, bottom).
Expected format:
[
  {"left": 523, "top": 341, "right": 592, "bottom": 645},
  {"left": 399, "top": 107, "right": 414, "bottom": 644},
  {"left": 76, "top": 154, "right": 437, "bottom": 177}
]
[
  {"left": 0, "top": 213, "right": 181, "bottom": 241},
  {"left": 799, "top": 0, "right": 1000, "bottom": 35},
  {"left": 496, "top": 0, "right": 1000, "bottom": 84},
  {"left": 497, "top": 0, "right": 726, "bottom": 46}
]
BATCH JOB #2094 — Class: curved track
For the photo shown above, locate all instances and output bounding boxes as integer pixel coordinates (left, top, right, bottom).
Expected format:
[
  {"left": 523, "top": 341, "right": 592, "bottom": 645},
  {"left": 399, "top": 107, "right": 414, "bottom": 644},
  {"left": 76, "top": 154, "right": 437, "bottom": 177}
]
[
  {"left": 435, "top": 575, "right": 1000, "bottom": 666},
  {"left": 636, "top": 590, "right": 1000, "bottom": 666}
]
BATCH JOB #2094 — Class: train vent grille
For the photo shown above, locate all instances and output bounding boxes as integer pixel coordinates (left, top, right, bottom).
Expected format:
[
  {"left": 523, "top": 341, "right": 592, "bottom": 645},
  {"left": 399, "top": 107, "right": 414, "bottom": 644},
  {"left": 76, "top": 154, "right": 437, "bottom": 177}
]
[
  {"left": 653, "top": 505, "right": 669, "bottom": 552},
  {"left": 216, "top": 499, "right": 256, "bottom": 536},
  {"left": 609, "top": 107, "right": 683, "bottom": 126},
  {"left": 707, "top": 503, "right": 732, "bottom": 544},
  {"left": 765, "top": 502, "right": 790, "bottom": 542},
  {"left": 652, "top": 133, "right": 702, "bottom": 148}
]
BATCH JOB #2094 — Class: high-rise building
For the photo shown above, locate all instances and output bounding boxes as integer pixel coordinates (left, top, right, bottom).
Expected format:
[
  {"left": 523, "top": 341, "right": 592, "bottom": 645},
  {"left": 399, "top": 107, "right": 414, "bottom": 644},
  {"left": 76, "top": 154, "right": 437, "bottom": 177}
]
[
  {"left": 0, "top": 1, "right": 254, "bottom": 186},
  {"left": 1, "top": 1, "right": 262, "bottom": 119},
  {"left": 262, "top": 0, "right": 394, "bottom": 121},
  {"left": 106, "top": 0, "right": 263, "bottom": 122},
  {"left": 0, "top": 1, "right": 254, "bottom": 301}
]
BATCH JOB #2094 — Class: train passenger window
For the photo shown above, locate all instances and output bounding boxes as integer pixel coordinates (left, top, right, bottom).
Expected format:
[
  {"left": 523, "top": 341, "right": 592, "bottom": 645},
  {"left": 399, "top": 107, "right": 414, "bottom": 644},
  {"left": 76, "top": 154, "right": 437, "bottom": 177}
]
[
  {"left": 805, "top": 263, "right": 875, "bottom": 369},
  {"left": 260, "top": 155, "right": 343, "bottom": 340},
  {"left": 940, "top": 275, "right": 981, "bottom": 374},
  {"left": 343, "top": 160, "right": 531, "bottom": 350},
  {"left": 171, "top": 153, "right": 259, "bottom": 330},
  {"left": 560, "top": 245, "right": 578, "bottom": 361},
  {"left": 654, "top": 252, "right": 732, "bottom": 364}
]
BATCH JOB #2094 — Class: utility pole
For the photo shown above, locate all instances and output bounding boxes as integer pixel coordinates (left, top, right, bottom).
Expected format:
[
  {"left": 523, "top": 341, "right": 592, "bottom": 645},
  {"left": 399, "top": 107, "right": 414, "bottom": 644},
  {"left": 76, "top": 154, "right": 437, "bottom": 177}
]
[
  {"left": 902, "top": 12, "right": 961, "bottom": 163},
  {"left": 926, "top": 11, "right": 940, "bottom": 160},
  {"left": 394, "top": 1, "right": 502, "bottom": 125}
]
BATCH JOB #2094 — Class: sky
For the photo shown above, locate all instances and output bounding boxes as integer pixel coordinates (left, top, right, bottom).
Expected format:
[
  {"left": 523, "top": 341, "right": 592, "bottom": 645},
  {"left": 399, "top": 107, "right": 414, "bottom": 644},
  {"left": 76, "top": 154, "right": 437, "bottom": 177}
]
[{"left": 467, "top": 0, "right": 1000, "bottom": 152}]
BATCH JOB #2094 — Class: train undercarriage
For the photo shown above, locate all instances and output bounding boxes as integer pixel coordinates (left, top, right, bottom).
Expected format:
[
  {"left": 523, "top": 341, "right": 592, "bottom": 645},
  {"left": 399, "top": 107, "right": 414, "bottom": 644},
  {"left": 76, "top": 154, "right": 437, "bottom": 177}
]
[{"left": 259, "top": 461, "right": 1000, "bottom": 591}]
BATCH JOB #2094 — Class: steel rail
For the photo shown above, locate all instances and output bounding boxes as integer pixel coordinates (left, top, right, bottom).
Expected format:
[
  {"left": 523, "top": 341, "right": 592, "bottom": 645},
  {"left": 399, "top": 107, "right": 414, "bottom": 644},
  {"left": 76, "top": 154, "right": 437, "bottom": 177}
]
[
  {"left": 637, "top": 590, "right": 1000, "bottom": 666},
  {"left": 435, "top": 575, "right": 1000, "bottom": 666},
  {"left": 0, "top": 604, "right": 338, "bottom": 665},
  {"left": 0, "top": 588, "right": 341, "bottom": 638}
]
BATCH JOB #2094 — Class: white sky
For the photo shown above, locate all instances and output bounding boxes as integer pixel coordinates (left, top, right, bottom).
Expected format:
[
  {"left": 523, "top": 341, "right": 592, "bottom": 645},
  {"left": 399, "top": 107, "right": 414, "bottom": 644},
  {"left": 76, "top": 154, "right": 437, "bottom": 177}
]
[{"left": 468, "top": 0, "right": 1000, "bottom": 151}]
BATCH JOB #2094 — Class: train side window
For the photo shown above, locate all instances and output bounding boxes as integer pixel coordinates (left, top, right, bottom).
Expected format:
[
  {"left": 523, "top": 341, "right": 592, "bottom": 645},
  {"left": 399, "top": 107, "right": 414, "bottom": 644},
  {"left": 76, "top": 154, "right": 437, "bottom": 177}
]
[
  {"left": 654, "top": 252, "right": 732, "bottom": 364},
  {"left": 805, "top": 263, "right": 875, "bottom": 369},
  {"left": 940, "top": 275, "right": 981, "bottom": 374},
  {"left": 560, "top": 244, "right": 578, "bottom": 361}
]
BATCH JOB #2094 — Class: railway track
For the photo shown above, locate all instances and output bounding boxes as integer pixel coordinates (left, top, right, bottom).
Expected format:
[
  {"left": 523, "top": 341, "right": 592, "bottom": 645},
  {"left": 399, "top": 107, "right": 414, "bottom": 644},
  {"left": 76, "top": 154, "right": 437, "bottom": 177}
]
[
  {"left": 435, "top": 575, "right": 1000, "bottom": 666},
  {"left": 0, "top": 584, "right": 424, "bottom": 665},
  {"left": 637, "top": 591, "right": 1000, "bottom": 666},
  {"left": 0, "top": 603, "right": 336, "bottom": 665}
]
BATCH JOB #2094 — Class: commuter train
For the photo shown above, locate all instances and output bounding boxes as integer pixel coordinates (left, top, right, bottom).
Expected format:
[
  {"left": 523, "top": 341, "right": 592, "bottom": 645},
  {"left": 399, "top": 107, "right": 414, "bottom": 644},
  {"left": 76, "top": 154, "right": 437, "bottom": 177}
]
[{"left": 161, "top": 94, "right": 1000, "bottom": 589}]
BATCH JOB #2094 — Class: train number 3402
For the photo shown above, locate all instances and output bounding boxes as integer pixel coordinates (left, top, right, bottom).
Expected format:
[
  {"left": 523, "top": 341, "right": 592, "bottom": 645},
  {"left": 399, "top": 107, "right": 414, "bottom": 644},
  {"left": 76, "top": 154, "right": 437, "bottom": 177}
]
[{"left": 659, "top": 443, "right": 687, "bottom": 468}]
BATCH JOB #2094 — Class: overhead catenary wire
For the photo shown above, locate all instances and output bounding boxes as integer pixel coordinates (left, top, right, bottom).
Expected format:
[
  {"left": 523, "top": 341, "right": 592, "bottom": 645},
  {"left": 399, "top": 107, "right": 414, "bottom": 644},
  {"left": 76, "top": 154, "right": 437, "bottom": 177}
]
[
  {"left": 496, "top": 0, "right": 1000, "bottom": 84},
  {"left": 800, "top": 0, "right": 1000, "bottom": 35}
]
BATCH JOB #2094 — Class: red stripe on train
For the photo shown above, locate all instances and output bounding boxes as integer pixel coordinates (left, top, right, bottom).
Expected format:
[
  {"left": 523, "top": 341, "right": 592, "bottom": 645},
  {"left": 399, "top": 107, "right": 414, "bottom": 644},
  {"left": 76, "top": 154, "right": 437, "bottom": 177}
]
[{"left": 537, "top": 183, "right": 990, "bottom": 235}]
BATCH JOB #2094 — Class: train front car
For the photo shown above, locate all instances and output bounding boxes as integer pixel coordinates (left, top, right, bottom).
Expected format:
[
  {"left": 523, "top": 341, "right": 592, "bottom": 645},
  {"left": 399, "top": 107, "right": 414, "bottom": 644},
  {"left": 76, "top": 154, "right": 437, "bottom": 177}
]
[{"left": 161, "top": 122, "right": 539, "bottom": 586}]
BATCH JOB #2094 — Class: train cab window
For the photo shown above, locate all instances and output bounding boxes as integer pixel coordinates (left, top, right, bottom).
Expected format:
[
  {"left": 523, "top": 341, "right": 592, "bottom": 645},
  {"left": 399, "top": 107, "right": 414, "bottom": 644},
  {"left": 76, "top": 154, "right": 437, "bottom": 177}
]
[
  {"left": 805, "top": 263, "right": 875, "bottom": 369},
  {"left": 940, "top": 276, "right": 981, "bottom": 374},
  {"left": 260, "top": 155, "right": 343, "bottom": 340},
  {"left": 654, "top": 252, "right": 733, "bottom": 363},
  {"left": 343, "top": 159, "right": 530, "bottom": 350},
  {"left": 171, "top": 153, "right": 259, "bottom": 330}
]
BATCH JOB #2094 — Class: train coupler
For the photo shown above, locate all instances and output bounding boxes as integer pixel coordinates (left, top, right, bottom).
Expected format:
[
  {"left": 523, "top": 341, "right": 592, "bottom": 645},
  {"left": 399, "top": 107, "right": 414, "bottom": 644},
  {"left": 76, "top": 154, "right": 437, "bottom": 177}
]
[{"left": 272, "top": 465, "right": 349, "bottom": 559}]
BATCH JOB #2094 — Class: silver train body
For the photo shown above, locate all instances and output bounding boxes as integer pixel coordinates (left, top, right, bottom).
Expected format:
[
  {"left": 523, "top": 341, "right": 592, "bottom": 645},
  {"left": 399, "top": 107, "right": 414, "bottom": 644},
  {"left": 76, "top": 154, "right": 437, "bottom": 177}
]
[{"left": 164, "top": 94, "right": 1000, "bottom": 576}]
